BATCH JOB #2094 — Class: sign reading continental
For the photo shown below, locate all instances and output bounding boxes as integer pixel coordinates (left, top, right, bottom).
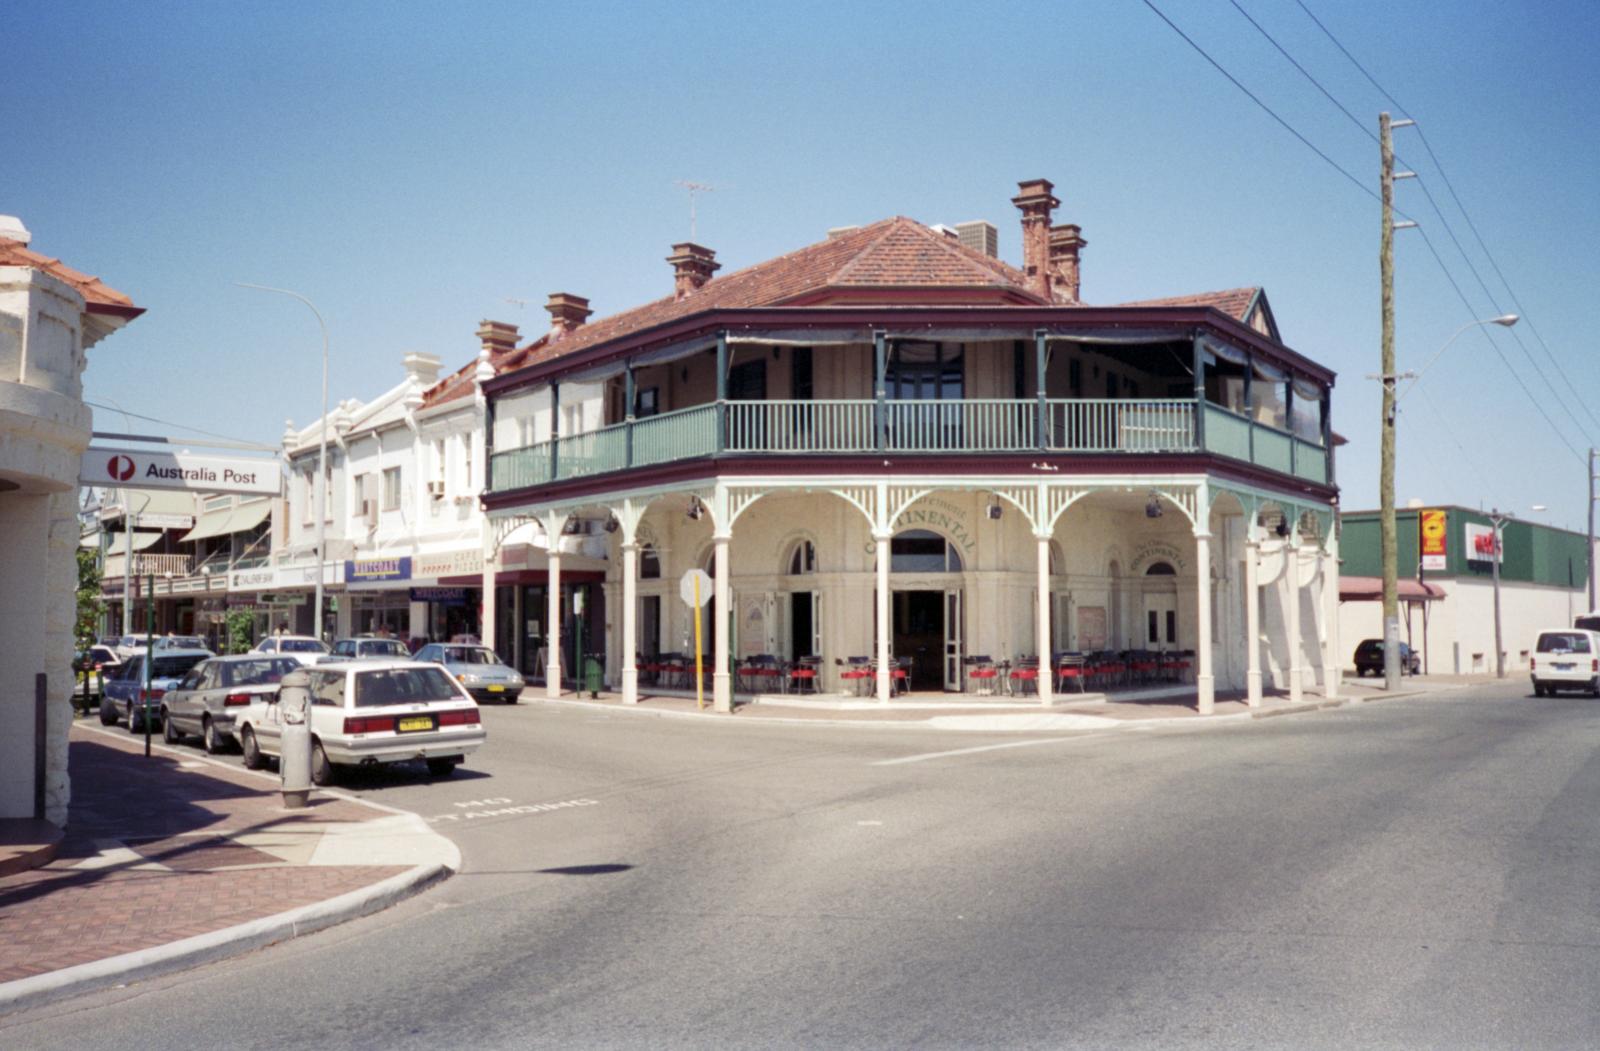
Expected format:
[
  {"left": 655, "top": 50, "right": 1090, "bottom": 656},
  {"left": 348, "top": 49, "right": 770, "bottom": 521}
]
[
  {"left": 1419, "top": 509, "right": 1447, "bottom": 571},
  {"left": 81, "top": 447, "right": 281, "bottom": 496}
]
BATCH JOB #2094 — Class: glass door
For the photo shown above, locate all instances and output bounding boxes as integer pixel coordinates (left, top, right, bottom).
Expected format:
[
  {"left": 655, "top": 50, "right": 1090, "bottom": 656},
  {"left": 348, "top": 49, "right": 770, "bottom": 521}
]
[{"left": 944, "top": 589, "right": 964, "bottom": 690}]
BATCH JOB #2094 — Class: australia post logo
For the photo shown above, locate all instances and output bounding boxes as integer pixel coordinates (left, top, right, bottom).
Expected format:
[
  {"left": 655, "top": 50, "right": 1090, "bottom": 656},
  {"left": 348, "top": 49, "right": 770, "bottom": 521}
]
[{"left": 107, "top": 454, "right": 136, "bottom": 481}]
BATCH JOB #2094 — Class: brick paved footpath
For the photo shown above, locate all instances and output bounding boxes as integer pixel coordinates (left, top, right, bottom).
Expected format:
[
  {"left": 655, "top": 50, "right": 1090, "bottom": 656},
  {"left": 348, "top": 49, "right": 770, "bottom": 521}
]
[{"left": 0, "top": 728, "right": 407, "bottom": 984}]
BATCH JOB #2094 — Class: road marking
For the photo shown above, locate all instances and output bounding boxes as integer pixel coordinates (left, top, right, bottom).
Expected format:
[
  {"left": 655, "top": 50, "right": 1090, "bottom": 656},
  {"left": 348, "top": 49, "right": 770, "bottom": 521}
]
[
  {"left": 426, "top": 798, "right": 599, "bottom": 823},
  {"left": 857, "top": 820, "right": 883, "bottom": 826},
  {"left": 873, "top": 733, "right": 1115, "bottom": 766}
]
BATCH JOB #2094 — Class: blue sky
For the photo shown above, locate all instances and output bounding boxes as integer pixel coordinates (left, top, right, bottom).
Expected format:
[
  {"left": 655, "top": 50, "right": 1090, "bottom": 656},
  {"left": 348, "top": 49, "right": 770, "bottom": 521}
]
[{"left": 8, "top": 0, "right": 1599, "bottom": 528}]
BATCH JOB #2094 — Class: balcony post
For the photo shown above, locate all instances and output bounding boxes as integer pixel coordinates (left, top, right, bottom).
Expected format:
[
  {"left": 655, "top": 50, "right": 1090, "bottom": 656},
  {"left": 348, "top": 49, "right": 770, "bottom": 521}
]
[
  {"left": 874, "top": 330, "right": 887, "bottom": 452},
  {"left": 1194, "top": 483, "right": 1214, "bottom": 715},
  {"left": 546, "top": 539, "right": 562, "bottom": 698},
  {"left": 1287, "top": 384, "right": 1297, "bottom": 475},
  {"left": 715, "top": 331, "right": 728, "bottom": 454},
  {"left": 1244, "top": 355, "right": 1256, "bottom": 464},
  {"left": 624, "top": 364, "right": 636, "bottom": 467},
  {"left": 1192, "top": 331, "right": 1207, "bottom": 451},
  {"left": 621, "top": 540, "right": 639, "bottom": 703},
  {"left": 1245, "top": 523, "right": 1262, "bottom": 708},
  {"left": 1287, "top": 531, "right": 1304, "bottom": 704},
  {"left": 549, "top": 381, "right": 561, "bottom": 481},
  {"left": 1035, "top": 330, "right": 1048, "bottom": 451},
  {"left": 1322, "top": 389, "right": 1334, "bottom": 485}
]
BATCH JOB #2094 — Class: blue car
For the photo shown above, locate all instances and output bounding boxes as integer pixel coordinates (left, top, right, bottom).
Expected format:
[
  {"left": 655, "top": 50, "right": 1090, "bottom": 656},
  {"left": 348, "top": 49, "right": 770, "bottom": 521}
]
[{"left": 100, "top": 649, "right": 213, "bottom": 733}]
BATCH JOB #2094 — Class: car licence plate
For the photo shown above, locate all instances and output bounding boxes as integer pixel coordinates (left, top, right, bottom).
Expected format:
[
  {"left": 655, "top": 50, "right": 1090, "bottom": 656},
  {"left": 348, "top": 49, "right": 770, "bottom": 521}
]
[
  {"left": 1555, "top": 662, "right": 1574, "bottom": 671},
  {"left": 488, "top": 685, "right": 504, "bottom": 693},
  {"left": 398, "top": 715, "right": 434, "bottom": 733}
]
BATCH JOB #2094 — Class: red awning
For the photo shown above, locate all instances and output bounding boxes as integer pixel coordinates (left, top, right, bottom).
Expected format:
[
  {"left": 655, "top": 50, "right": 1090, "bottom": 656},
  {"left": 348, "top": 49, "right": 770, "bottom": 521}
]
[{"left": 1339, "top": 575, "right": 1447, "bottom": 602}]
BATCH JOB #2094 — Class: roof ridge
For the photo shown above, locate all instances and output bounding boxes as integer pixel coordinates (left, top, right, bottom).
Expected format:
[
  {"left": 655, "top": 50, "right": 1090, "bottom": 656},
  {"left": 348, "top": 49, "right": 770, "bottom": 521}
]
[{"left": 828, "top": 217, "right": 917, "bottom": 285}]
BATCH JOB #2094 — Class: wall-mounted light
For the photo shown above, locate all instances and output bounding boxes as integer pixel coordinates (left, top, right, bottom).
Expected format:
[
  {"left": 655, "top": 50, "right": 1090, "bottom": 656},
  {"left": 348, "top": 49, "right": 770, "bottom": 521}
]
[
  {"left": 604, "top": 516, "right": 619, "bottom": 533},
  {"left": 1145, "top": 494, "right": 1164, "bottom": 519},
  {"left": 686, "top": 497, "right": 704, "bottom": 521},
  {"left": 986, "top": 499, "right": 1003, "bottom": 520},
  {"left": 1275, "top": 516, "right": 1291, "bottom": 538}
]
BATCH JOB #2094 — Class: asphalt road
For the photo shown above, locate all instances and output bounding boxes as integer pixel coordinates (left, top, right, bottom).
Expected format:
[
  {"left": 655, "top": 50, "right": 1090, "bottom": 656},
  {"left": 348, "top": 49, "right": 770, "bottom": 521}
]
[{"left": 7, "top": 682, "right": 1600, "bottom": 1049}]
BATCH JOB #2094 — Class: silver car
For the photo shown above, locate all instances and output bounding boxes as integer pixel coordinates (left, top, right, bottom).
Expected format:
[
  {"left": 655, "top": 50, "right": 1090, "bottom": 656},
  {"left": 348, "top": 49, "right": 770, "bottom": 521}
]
[
  {"left": 161, "top": 654, "right": 302, "bottom": 754},
  {"left": 415, "top": 643, "right": 525, "bottom": 703}
]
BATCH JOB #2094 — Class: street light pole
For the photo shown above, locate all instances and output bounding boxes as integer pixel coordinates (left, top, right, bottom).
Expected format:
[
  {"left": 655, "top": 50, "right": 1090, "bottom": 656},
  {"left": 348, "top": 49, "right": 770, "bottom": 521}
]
[
  {"left": 237, "top": 283, "right": 330, "bottom": 641},
  {"left": 1379, "top": 111, "right": 1403, "bottom": 690},
  {"left": 1488, "top": 508, "right": 1511, "bottom": 678},
  {"left": 1589, "top": 447, "right": 1596, "bottom": 614}
]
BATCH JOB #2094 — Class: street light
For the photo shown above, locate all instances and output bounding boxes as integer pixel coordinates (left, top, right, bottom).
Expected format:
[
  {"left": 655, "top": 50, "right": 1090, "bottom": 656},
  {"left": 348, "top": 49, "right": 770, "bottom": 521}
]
[
  {"left": 1487, "top": 509, "right": 1512, "bottom": 679},
  {"left": 236, "top": 283, "right": 330, "bottom": 642},
  {"left": 1378, "top": 313, "right": 1521, "bottom": 691}
]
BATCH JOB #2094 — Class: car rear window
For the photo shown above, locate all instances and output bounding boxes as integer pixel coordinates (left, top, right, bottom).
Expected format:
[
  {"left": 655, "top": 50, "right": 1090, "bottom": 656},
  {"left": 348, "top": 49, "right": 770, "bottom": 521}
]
[
  {"left": 359, "top": 640, "right": 411, "bottom": 658},
  {"left": 353, "top": 667, "right": 464, "bottom": 707},
  {"left": 280, "top": 639, "right": 327, "bottom": 653},
  {"left": 153, "top": 655, "right": 208, "bottom": 678},
  {"left": 221, "top": 658, "right": 300, "bottom": 687},
  {"left": 1537, "top": 632, "right": 1591, "bottom": 654},
  {"left": 443, "top": 647, "right": 497, "bottom": 664}
]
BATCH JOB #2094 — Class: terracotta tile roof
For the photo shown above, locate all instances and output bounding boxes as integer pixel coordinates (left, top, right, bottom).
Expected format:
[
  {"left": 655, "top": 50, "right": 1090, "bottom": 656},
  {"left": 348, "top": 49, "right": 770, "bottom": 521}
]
[
  {"left": 1111, "top": 286, "right": 1259, "bottom": 321},
  {"left": 0, "top": 237, "right": 143, "bottom": 316},
  {"left": 511, "top": 218, "right": 1042, "bottom": 370},
  {"left": 420, "top": 335, "right": 552, "bottom": 410}
]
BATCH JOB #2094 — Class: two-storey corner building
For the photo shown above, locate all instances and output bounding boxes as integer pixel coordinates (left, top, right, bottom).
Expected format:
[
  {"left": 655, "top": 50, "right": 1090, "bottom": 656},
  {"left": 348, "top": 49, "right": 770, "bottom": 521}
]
[{"left": 482, "top": 179, "right": 1343, "bottom": 713}]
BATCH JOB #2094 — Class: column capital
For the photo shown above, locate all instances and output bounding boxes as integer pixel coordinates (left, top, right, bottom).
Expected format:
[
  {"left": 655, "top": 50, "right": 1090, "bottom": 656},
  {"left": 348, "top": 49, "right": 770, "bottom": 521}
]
[
  {"left": 1033, "top": 529, "right": 1054, "bottom": 542},
  {"left": 619, "top": 541, "right": 640, "bottom": 553},
  {"left": 712, "top": 531, "right": 733, "bottom": 543},
  {"left": 872, "top": 530, "right": 894, "bottom": 542},
  {"left": 1192, "top": 530, "right": 1213, "bottom": 541}
]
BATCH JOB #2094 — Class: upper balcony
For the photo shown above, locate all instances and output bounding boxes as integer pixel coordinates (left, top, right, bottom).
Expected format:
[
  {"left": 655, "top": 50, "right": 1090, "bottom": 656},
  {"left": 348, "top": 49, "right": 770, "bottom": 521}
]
[{"left": 486, "top": 311, "right": 1334, "bottom": 503}]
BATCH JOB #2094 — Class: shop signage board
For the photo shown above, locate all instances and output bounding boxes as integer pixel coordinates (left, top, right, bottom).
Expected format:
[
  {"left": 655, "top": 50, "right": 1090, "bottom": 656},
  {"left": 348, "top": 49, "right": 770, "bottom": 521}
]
[
  {"left": 1419, "top": 509, "right": 1447, "bottom": 571},
  {"left": 229, "top": 567, "right": 275, "bottom": 591},
  {"left": 414, "top": 550, "right": 483, "bottom": 578},
  {"left": 411, "top": 587, "right": 467, "bottom": 602},
  {"left": 81, "top": 447, "right": 281, "bottom": 496},
  {"left": 345, "top": 557, "right": 412, "bottom": 583},
  {"left": 1464, "top": 522, "right": 1501, "bottom": 564}
]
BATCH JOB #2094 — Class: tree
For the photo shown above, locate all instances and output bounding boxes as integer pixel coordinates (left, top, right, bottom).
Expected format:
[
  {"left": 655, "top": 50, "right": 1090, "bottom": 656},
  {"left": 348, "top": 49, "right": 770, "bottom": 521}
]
[
  {"left": 224, "top": 609, "right": 255, "bottom": 654},
  {"left": 75, "top": 548, "right": 104, "bottom": 652}
]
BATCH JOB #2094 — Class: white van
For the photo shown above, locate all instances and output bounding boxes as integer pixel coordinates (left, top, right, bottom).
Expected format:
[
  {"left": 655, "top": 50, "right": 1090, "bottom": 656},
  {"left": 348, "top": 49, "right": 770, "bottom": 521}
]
[{"left": 1530, "top": 628, "right": 1600, "bottom": 697}]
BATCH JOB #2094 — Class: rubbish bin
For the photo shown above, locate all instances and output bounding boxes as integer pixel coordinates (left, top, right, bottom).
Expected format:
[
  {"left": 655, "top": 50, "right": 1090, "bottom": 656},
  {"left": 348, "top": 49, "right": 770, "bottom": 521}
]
[{"left": 583, "top": 655, "right": 604, "bottom": 698}]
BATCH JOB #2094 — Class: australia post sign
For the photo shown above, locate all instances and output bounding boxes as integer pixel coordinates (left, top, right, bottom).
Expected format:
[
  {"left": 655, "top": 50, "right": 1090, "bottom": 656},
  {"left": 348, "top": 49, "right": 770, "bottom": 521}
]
[{"left": 80, "top": 447, "right": 281, "bottom": 496}]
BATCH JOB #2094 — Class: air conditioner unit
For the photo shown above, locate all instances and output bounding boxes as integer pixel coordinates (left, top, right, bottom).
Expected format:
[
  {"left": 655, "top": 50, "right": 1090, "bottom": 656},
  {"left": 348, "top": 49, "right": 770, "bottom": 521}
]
[{"left": 427, "top": 480, "right": 445, "bottom": 499}]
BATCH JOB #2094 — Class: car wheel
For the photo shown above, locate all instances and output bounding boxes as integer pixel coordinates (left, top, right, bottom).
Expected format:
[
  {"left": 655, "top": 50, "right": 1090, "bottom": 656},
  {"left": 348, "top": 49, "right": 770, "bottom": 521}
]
[
  {"left": 203, "top": 718, "right": 224, "bottom": 755},
  {"left": 1534, "top": 684, "right": 1546, "bottom": 697},
  {"left": 99, "top": 701, "right": 117, "bottom": 726},
  {"left": 241, "top": 726, "right": 264, "bottom": 770},
  {"left": 163, "top": 711, "right": 181, "bottom": 744},
  {"left": 310, "top": 740, "right": 334, "bottom": 786},
  {"left": 426, "top": 757, "right": 458, "bottom": 778},
  {"left": 127, "top": 703, "right": 142, "bottom": 735}
]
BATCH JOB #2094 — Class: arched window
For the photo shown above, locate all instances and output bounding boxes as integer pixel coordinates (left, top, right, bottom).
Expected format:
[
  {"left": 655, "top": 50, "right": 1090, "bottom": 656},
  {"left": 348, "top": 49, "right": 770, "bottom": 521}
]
[
  {"left": 890, "top": 529, "right": 963, "bottom": 573},
  {"left": 1145, "top": 561, "right": 1177, "bottom": 576},
  {"left": 640, "top": 546, "right": 661, "bottom": 579},
  {"left": 786, "top": 540, "right": 816, "bottom": 575}
]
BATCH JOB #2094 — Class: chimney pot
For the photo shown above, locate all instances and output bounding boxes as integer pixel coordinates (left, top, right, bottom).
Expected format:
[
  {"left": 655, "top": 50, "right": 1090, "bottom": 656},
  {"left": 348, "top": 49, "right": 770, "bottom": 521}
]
[
  {"left": 667, "top": 242, "right": 720, "bottom": 299},
  {"left": 1047, "top": 224, "right": 1089, "bottom": 303},
  {"left": 476, "top": 319, "right": 520, "bottom": 356},
  {"left": 1010, "top": 179, "right": 1059, "bottom": 298},
  {"left": 545, "top": 293, "right": 593, "bottom": 338}
]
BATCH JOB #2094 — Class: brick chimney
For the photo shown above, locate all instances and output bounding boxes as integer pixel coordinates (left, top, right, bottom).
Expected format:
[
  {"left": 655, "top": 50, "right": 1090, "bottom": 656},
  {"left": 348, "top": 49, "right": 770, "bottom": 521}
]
[
  {"left": 1010, "top": 179, "right": 1059, "bottom": 299},
  {"left": 476, "top": 319, "right": 520, "bottom": 356},
  {"left": 666, "top": 242, "right": 720, "bottom": 300},
  {"left": 1047, "top": 224, "right": 1088, "bottom": 303},
  {"left": 545, "top": 293, "right": 592, "bottom": 340}
]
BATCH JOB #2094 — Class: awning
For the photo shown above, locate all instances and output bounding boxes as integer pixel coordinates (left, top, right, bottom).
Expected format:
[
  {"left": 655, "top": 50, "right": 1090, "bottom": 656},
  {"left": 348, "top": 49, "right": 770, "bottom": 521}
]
[
  {"left": 180, "top": 499, "right": 271, "bottom": 543},
  {"left": 1340, "top": 575, "right": 1446, "bottom": 602},
  {"left": 88, "top": 530, "right": 163, "bottom": 552}
]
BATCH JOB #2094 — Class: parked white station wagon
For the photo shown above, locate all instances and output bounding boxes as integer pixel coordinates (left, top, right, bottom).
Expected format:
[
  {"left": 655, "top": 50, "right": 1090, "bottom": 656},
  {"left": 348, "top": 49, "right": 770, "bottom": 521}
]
[{"left": 233, "top": 660, "right": 486, "bottom": 784}]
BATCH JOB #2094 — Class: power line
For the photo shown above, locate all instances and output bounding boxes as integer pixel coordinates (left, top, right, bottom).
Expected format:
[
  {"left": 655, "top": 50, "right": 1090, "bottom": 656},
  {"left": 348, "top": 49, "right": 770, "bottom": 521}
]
[
  {"left": 85, "top": 401, "right": 269, "bottom": 448},
  {"left": 1292, "top": 1, "right": 1600, "bottom": 434}
]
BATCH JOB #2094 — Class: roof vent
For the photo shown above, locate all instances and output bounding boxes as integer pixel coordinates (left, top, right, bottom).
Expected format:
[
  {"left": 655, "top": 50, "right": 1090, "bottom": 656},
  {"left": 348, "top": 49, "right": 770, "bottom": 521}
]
[
  {"left": 0, "top": 215, "right": 31, "bottom": 246},
  {"left": 929, "top": 223, "right": 959, "bottom": 239},
  {"left": 826, "top": 225, "right": 860, "bottom": 240}
]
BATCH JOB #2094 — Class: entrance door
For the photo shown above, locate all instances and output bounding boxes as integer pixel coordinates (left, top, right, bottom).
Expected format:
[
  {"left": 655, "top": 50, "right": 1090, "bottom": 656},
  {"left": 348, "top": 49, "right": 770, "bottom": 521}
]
[
  {"left": 944, "top": 589, "right": 964, "bottom": 690},
  {"left": 892, "top": 590, "right": 945, "bottom": 691},
  {"left": 641, "top": 595, "right": 661, "bottom": 659},
  {"left": 1144, "top": 591, "right": 1178, "bottom": 648},
  {"left": 789, "top": 591, "right": 816, "bottom": 658}
]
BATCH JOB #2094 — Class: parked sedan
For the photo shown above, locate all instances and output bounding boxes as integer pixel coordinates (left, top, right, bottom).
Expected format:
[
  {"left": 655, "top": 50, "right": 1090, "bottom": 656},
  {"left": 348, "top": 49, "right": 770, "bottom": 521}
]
[
  {"left": 415, "top": 643, "right": 524, "bottom": 703},
  {"left": 250, "top": 634, "right": 331, "bottom": 666},
  {"left": 233, "top": 660, "right": 485, "bottom": 784},
  {"left": 161, "top": 654, "right": 303, "bottom": 753},
  {"left": 320, "top": 637, "right": 412, "bottom": 663},
  {"left": 1352, "top": 638, "right": 1421, "bottom": 677},
  {"left": 71, "top": 646, "right": 122, "bottom": 713},
  {"left": 100, "top": 649, "right": 214, "bottom": 732}
]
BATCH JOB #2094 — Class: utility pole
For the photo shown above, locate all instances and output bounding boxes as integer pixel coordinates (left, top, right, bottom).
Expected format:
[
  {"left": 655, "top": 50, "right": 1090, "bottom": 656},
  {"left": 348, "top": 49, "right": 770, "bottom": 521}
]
[
  {"left": 1379, "top": 111, "right": 1402, "bottom": 690},
  {"left": 1589, "top": 447, "right": 1596, "bottom": 613},
  {"left": 1488, "top": 508, "right": 1511, "bottom": 678}
]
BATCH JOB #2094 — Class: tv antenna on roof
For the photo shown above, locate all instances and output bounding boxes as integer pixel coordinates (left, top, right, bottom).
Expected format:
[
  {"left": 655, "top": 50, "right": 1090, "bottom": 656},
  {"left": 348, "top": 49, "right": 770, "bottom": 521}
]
[{"left": 674, "top": 180, "right": 726, "bottom": 240}]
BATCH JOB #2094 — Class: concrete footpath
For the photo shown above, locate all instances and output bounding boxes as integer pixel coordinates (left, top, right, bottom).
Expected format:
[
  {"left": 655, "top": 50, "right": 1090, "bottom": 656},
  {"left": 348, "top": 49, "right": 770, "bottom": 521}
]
[
  {"left": 537, "top": 673, "right": 1473, "bottom": 730},
  {"left": 0, "top": 725, "right": 458, "bottom": 1016}
]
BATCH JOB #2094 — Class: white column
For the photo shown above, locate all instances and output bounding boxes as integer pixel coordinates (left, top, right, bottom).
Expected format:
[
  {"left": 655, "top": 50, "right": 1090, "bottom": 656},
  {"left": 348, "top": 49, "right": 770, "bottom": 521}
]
[
  {"left": 480, "top": 522, "right": 497, "bottom": 656},
  {"left": 1322, "top": 532, "right": 1340, "bottom": 698},
  {"left": 1287, "top": 536, "right": 1304, "bottom": 704},
  {"left": 546, "top": 546, "right": 562, "bottom": 698},
  {"left": 1195, "top": 529, "right": 1215, "bottom": 714},
  {"left": 1036, "top": 532, "right": 1054, "bottom": 706},
  {"left": 621, "top": 541, "right": 639, "bottom": 703},
  {"left": 713, "top": 534, "right": 732, "bottom": 712},
  {"left": 875, "top": 530, "right": 892, "bottom": 703},
  {"left": 1245, "top": 530, "right": 1263, "bottom": 708}
]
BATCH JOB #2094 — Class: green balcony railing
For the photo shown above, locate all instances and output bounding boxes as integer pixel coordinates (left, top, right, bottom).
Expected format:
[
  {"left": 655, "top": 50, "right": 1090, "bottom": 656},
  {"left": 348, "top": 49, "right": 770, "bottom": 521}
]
[{"left": 488, "top": 396, "right": 1328, "bottom": 492}]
